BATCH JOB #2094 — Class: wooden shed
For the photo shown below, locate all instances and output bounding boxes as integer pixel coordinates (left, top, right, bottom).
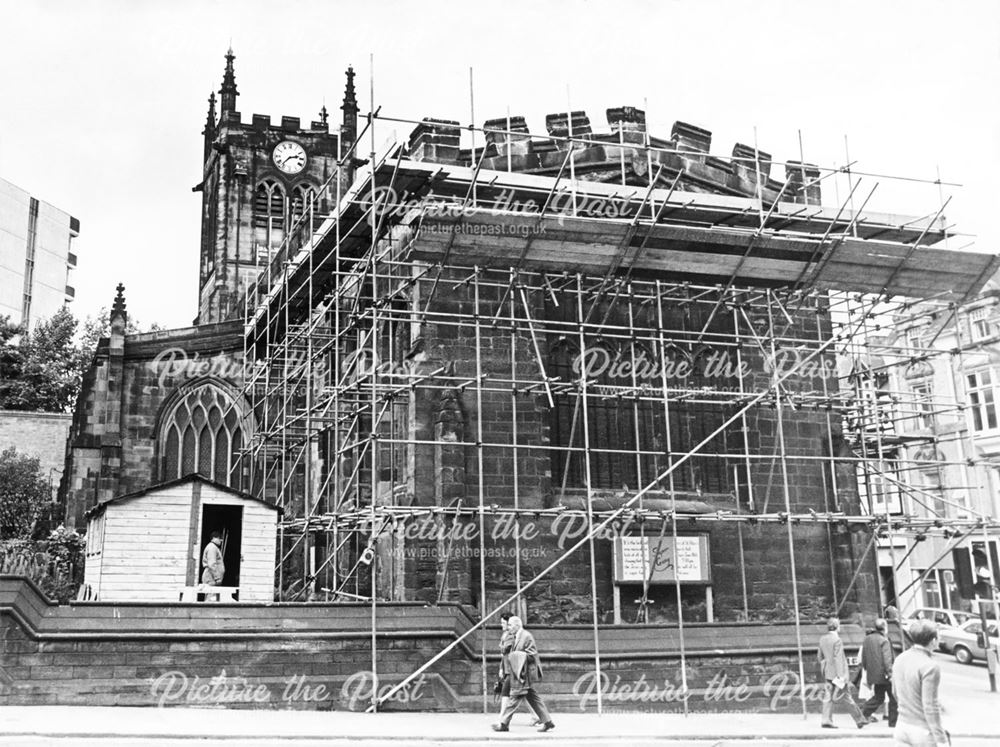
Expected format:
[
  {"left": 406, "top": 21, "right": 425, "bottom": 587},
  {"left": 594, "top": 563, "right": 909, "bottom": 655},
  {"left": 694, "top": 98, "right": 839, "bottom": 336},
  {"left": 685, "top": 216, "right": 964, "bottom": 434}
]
[{"left": 82, "top": 474, "right": 279, "bottom": 602}]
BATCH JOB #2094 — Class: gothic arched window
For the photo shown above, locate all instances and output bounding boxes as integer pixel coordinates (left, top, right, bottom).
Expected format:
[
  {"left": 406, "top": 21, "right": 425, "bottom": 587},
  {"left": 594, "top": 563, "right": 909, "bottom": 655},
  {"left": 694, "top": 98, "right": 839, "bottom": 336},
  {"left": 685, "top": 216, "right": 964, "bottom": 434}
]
[
  {"left": 253, "top": 180, "right": 285, "bottom": 262},
  {"left": 159, "top": 383, "right": 246, "bottom": 488},
  {"left": 291, "top": 184, "right": 317, "bottom": 224},
  {"left": 253, "top": 180, "right": 285, "bottom": 229}
]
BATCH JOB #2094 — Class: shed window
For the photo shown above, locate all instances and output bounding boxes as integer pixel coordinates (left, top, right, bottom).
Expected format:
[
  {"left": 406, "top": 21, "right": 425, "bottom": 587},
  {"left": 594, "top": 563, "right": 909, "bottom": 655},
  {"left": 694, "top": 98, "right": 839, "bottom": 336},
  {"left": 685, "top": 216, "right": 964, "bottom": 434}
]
[{"left": 159, "top": 384, "right": 245, "bottom": 488}]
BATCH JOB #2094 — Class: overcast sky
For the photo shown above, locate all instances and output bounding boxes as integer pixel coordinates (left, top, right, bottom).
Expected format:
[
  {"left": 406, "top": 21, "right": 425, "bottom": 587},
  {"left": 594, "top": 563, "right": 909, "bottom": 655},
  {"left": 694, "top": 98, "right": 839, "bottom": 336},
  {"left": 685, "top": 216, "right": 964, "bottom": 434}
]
[{"left": 1, "top": 0, "right": 998, "bottom": 330}]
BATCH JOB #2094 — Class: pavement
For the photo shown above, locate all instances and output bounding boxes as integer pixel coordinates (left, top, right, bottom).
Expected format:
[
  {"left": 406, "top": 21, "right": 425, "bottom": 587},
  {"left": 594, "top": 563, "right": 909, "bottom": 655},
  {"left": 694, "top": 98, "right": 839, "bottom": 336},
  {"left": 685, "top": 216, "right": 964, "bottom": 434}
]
[
  {"left": 0, "top": 705, "right": 997, "bottom": 746},
  {"left": 0, "top": 654, "right": 997, "bottom": 746}
]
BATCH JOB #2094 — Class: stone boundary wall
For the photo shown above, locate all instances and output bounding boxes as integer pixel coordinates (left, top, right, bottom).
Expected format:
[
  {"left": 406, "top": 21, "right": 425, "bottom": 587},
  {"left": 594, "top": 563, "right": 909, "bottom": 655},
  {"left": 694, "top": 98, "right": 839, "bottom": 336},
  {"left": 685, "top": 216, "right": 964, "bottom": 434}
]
[
  {"left": 0, "top": 576, "right": 862, "bottom": 713},
  {"left": 0, "top": 410, "right": 71, "bottom": 498}
]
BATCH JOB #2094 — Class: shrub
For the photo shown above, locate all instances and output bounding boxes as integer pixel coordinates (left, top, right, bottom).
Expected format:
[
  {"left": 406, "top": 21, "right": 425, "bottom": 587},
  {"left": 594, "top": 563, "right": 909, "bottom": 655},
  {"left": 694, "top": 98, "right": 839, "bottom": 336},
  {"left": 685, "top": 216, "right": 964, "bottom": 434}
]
[{"left": 0, "top": 526, "right": 85, "bottom": 603}]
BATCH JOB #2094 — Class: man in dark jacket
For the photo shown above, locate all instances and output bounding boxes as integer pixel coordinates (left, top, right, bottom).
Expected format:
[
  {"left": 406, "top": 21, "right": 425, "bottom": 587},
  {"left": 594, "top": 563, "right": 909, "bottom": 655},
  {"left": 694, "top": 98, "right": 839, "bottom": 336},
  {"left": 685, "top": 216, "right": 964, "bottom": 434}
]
[
  {"left": 492, "top": 616, "right": 555, "bottom": 733},
  {"left": 860, "top": 618, "right": 897, "bottom": 726}
]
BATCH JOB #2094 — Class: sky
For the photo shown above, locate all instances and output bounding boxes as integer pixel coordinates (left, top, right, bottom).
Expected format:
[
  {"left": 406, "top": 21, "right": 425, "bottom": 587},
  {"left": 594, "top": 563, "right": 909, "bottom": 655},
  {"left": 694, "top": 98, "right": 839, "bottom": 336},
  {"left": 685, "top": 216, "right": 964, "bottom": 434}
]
[{"left": 1, "top": 0, "right": 998, "bottom": 330}]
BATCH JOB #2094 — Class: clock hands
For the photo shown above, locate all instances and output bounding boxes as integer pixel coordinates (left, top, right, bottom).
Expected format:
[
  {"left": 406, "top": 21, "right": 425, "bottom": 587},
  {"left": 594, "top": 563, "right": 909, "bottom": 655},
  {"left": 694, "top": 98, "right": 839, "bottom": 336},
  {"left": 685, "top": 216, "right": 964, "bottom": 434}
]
[{"left": 274, "top": 143, "right": 305, "bottom": 172}]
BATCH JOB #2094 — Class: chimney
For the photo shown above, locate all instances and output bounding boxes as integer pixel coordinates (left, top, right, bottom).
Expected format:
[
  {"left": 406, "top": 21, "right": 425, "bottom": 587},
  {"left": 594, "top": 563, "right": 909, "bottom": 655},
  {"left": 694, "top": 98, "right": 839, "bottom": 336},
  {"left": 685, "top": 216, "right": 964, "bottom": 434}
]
[
  {"left": 607, "top": 106, "right": 646, "bottom": 143},
  {"left": 672, "top": 122, "right": 712, "bottom": 158},
  {"left": 407, "top": 118, "right": 461, "bottom": 164},
  {"left": 785, "top": 161, "right": 822, "bottom": 205},
  {"left": 731, "top": 143, "right": 772, "bottom": 184},
  {"left": 483, "top": 115, "right": 530, "bottom": 157},
  {"left": 545, "top": 110, "right": 592, "bottom": 145}
]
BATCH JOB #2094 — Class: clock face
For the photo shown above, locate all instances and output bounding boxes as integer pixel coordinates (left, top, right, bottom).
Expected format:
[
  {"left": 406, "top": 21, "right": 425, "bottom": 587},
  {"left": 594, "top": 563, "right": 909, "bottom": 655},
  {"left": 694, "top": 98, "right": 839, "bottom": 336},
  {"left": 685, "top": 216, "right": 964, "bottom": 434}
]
[{"left": 273, "top": 141, "right": 307, "bottom": 174}]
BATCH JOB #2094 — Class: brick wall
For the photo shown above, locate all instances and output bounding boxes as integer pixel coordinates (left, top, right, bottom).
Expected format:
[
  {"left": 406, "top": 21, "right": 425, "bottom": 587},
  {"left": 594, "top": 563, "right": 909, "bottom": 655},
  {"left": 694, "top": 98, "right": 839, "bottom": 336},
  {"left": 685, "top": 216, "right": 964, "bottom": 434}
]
[
  {"left": 0, "top": 575, "right": 864, "bottom": 713},
  {"left": 396, "top": 273, "right": 877, "bottom": 622},
  {"left": 0, "top": 410, "right": 71, "bottom": 498}
]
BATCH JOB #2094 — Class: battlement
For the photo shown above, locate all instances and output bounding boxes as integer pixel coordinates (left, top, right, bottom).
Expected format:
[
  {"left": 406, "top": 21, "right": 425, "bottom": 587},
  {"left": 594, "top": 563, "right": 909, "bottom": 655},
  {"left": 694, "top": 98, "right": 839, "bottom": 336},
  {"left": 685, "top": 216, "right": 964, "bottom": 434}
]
[
  {"left": 406, "top": 108, "right": 820, "bottom": 204},
  {"left": 216, "top": 111, "right": 333, "bottom": 135}
]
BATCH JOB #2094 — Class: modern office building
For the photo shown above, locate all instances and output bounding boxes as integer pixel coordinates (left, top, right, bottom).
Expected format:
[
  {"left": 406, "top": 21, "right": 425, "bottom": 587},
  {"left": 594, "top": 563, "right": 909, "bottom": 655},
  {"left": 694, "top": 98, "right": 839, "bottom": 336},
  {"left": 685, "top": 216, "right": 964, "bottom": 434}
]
[{"left": 0, "top": 175, "right": 79, "bottom": 327}]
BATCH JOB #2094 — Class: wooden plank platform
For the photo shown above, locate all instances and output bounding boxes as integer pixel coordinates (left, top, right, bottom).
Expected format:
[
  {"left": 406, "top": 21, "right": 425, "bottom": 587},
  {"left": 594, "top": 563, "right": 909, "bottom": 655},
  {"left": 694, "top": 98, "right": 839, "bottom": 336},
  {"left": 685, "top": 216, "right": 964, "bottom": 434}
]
[{"left": 245, "top": 158, "right": 999, "bottom": 349}]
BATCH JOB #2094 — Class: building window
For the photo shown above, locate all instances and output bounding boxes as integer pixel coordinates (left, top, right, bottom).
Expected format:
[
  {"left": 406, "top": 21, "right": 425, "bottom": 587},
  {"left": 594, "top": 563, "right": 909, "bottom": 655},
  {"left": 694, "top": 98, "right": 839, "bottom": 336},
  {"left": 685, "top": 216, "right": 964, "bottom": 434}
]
[
  {"left": 967, "top": 370, "right": 998, "bottom": 431},
  {"left": 253, "top": 180, "right": 286, "bottom": 260},
  {"left": 847, "top": 370, "right": 896, "bottom": 437},
  {"left": 906, "top": 325, "right": 923, "bottom": 353},
  {"left": 159, "top": 383, "right": 245, "bottom": 488},
  {"left": 969, "top": 307, "right": 994, "bottom": 342},
  {"left": 917, "top": 568, "right": 958, "bottom": 610},
  {"left": 291, "top": 184, "right": 316, "bottom": 224},
  {"left": 911, "top": 380, "right": 933, "bottom": 429},
  {"left": 857, "top": 459, "right": 902, "bottom": 515},
  {"left": 914, "top": 467, "right": 946, "bottom": 518}
]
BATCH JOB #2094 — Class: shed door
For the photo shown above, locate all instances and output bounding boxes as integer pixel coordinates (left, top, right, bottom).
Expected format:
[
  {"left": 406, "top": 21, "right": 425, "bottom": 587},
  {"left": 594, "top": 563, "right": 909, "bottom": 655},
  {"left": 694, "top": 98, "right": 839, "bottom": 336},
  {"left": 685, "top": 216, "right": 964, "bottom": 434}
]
[{"left": 199, "top": 505, "right": 243, "bottom": 587}]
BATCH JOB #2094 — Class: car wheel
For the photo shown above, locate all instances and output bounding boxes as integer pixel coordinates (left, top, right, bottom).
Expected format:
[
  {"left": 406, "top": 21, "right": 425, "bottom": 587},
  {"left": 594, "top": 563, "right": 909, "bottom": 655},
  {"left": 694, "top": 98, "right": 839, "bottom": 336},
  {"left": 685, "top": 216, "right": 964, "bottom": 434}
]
[{"left": 954, "top": 646, "right": 973, "bottom": 665}]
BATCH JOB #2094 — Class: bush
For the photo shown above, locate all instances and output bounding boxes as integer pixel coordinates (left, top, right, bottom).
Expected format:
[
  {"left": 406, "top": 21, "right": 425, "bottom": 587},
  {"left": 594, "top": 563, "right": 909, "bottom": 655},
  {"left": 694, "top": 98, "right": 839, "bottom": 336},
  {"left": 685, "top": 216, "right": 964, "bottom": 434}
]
[
  {"left": 0, "top": 526, "right": 85, "bottom": 603},
  {"left": 0, "top": 447, "right": 52, "bottom": 540}
]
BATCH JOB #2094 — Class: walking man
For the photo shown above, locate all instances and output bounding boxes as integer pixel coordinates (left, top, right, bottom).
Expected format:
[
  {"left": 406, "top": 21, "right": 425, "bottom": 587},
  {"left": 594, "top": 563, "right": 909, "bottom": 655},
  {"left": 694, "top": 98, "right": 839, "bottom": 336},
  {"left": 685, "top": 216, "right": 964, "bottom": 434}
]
[
  {"left": 492, "top": 616, "right": 555, "bottom": 733},
  {"left": 892, "top": 619, "right": 949, "bottom": 746},
  {"left": 817, "top": 617, "right": 868, "bottom": 729},
  {"left": 860, "top": 618, "right": 898, "bottom": 726}
]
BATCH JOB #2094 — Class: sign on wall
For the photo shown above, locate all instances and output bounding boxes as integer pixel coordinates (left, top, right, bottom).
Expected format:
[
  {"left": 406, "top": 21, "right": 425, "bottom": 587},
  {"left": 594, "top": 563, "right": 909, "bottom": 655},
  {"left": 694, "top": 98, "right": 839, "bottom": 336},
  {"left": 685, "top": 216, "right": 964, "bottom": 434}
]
[{"left": 613, "top": 534, "right": 711, "bottom": 584}]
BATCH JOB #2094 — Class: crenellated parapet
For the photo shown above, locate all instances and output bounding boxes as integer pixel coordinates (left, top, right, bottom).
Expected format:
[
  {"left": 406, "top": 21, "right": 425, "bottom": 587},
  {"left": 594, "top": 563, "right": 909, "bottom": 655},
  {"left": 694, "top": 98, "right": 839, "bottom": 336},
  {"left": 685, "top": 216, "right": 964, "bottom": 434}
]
[{"left": 405, "top": 108, "right": 821, "bottom": 204}]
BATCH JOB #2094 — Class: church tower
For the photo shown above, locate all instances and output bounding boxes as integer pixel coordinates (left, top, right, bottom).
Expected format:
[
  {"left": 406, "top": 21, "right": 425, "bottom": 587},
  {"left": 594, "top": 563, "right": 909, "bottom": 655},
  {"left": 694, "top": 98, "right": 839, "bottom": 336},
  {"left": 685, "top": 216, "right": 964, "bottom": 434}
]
[{"left": 195, "top": 49, "right": 358, "bottom": 325}]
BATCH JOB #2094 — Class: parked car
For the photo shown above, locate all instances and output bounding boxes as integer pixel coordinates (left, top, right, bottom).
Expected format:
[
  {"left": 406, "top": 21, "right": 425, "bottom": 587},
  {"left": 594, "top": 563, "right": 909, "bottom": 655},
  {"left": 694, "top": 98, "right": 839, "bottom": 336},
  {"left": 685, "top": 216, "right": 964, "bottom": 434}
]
[
  {"left": 937, "top": 619, "right": 999, "bottom": 664},
  {"left": 907, "top": 607, "right": 973, "bottom": 632}
]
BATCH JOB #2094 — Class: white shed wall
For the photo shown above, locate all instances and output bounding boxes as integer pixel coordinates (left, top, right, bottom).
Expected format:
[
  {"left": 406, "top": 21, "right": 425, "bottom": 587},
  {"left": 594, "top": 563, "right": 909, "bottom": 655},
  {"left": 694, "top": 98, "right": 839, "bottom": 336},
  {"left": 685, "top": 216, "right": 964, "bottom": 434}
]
[{"left": 95, "top": 484, "right": 193, "bottom": 601}]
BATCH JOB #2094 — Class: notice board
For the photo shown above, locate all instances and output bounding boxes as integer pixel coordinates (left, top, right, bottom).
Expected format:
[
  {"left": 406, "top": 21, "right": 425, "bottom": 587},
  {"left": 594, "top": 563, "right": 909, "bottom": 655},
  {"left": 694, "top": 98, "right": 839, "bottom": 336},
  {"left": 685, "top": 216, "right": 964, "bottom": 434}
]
[{"left": 613, "top": 534, "right": 711, "bottom": 584}]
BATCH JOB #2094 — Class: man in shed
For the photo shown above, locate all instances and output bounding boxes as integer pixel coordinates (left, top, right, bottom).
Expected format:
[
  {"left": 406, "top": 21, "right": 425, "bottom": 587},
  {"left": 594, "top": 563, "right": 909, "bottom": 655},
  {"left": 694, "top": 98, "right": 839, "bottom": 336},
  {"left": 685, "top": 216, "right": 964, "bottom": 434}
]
[{"left": 201, "top": 530, "right": 225, "bottom": 588}]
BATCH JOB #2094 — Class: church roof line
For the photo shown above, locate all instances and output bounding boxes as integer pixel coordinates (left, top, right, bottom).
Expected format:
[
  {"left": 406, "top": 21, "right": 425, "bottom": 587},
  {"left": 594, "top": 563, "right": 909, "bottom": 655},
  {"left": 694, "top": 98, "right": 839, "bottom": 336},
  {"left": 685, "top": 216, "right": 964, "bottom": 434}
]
[{"left": 402, "top": 111, "right": 819, "bottom": 205}]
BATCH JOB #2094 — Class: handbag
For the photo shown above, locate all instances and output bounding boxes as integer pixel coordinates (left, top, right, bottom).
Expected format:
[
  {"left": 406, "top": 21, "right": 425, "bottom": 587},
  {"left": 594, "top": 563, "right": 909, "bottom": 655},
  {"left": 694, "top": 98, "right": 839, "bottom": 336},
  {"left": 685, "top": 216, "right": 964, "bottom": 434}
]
[
  {"left": 492, "top": 675, "right": 504, "bottom": 703},
  {"left": 857, "top": 669, "right": 872, "bottom": 701}
]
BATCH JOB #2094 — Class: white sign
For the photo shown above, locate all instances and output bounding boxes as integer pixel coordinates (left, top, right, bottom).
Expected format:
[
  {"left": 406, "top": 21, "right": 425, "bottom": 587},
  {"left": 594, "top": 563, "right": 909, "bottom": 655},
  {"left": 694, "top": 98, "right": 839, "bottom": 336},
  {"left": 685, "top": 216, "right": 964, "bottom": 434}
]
[{"left": 615, "top": 535, "right": 710, "bottom": 583}]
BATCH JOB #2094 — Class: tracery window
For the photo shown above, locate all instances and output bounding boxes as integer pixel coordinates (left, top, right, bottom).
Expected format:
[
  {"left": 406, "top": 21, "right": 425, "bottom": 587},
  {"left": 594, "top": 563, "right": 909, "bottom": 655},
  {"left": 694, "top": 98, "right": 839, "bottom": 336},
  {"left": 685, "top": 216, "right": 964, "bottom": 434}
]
[
  {"left": 290, "top": 184, "right": 316, "bottom": 224},
  {"left": 253, "top": 180, "right": 285, "bottom": 261},
  {"left": 159, "top": 383, "right": 245, "bottom": 488},
  {"left": 253, "top": 180, "right": 285, "bottom": 229}
]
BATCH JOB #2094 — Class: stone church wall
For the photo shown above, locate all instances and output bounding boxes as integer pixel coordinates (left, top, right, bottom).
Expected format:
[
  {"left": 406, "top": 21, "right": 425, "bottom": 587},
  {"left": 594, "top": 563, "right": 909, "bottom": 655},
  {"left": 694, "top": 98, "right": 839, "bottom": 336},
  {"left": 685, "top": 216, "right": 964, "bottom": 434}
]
[
  {"left": 394, "top": 268, "right": 877, "bottom": 623},
  {"left": 60, "top": 320, "right": 244, "bottom": 529}
]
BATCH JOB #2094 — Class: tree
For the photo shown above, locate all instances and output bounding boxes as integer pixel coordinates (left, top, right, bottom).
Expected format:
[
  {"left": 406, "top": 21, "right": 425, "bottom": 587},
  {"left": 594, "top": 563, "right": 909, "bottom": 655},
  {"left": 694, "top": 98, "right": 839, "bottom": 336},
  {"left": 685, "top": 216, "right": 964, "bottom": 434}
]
[
  {"left": 0, "top": 447, "right": 51, "bottom": 540},
  {"left": 0, "top": 307, "right": 89, "bottom": 412},
  {"left": 0, "top": 307, "right": 163, "bottom": 413},
  {"left": 0, "top": 315, "right": 23, "bottom": 405}
]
